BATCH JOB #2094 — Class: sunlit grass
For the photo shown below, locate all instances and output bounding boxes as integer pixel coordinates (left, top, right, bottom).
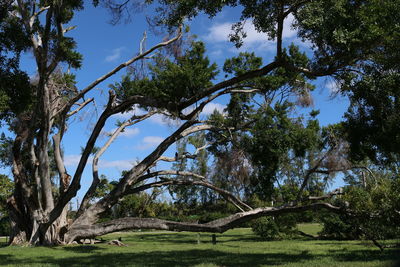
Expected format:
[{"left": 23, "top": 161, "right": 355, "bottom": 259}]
[
  {"left": 297, "top": 223, "right": 323, "bottom": 236},
  {"left": 0, "top": 227, "right": 398, "bottom": 266}
]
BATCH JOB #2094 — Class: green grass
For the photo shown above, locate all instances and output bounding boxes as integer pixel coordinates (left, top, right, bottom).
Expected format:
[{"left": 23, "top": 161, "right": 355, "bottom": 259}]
[
  {"left": 297, "top": 223, "right": 323, "bottom": 236},
  {"left": 0, "top": 227, "right": 398, "bottom": 267}
]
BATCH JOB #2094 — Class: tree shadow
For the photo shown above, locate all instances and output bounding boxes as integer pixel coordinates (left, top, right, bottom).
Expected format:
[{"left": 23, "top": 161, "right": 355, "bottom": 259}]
[
  {"left": 0, "top": 247, "right": 398, "bottom": 267},
  {"left": 61, "top": 245, "right": 106, "bottom": 253},
  {"left": 130, "top": 233, "right": 260, "bottom": 245},
  {"left": 0, "top": 249, "right": 315, "bottom": 266}
]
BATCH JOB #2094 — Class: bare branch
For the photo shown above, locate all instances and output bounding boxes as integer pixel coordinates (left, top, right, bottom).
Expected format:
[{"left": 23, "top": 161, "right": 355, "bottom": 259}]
[
  {"left": 62, "top": 26, "right": 183, "bottom": 114},
  {"left": 52, "top": 133, "right": 70, "bottom": 193},
  {"left": 67, "top": 98, "right": 94, "bottom": 117},
  {"left": 48, "top": 91, "right": 117, "bottom": 225},
  {"left": 139, "top": 31, "right": 147, "bottom": 54},
  {"left": 30, "top": 6, "right": 50, "bottom": 28},
  {"left": 157, "top": 143, "right": 210, "bottom": 163},
  {"left": 63, "top": 25, "right": 77, "bottom": 34},
  {"left": 296, "top": 153, "right": 330, "bottom": 201},
  {"left": 229, "top": 89, "right": 260, "bottom": 93},
  {"left": 76, "top": 111, "right": 156, "bottom": 217}
]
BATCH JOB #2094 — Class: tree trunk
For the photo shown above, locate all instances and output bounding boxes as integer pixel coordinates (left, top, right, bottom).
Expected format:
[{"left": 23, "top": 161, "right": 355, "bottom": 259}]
[{"left": 7, "top": 202, "right": 69, "bottom": 245}]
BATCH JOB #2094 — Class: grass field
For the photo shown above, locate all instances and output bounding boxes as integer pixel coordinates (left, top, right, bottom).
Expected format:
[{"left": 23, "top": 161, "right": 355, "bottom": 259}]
[{"left": 0, "top": 226, "right": 398, "bottom": 267}]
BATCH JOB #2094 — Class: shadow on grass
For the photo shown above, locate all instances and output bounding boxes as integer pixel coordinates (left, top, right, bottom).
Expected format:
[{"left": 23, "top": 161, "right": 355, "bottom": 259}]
[
  {"left": 61, "top": 245, "right": 106, "bottom": 253},
  {"left": 0, "top": 249, "right": 314, "bottom": 266},
  {"left": 0, "top": 247, "right": 398, "bottom": 267},
  {"left": 131, "top": 233, "right": 260, "bottom": 245}
]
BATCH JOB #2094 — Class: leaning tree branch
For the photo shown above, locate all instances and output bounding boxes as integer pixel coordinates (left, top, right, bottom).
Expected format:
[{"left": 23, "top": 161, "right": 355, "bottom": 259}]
[
  {"left": 65, "top": 202, "right": 342, "bottom": 242},
  {"left": 60, "top": 26, "right": 183, "bottom": 116},
  {"left": 76, "top": 111, "right": 156, "bottom": 217},
  {"left": 71, "top": 119, "right": 218, "bottom": 227},
  {"left": 47, "top": 91, "right": 117, "bottom": 227}
]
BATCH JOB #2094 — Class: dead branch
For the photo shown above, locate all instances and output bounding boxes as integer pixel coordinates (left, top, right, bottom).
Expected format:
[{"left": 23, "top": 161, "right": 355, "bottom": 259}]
[
  {"left": 61, "top": 26, "right": 183, "bottom": 115},
  {"left": 67, "top": 98, "right": 95, "bottom": 117}
]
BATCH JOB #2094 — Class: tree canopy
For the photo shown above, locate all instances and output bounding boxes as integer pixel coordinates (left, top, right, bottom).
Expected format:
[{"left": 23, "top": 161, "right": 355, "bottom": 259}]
[{"left": 0, "top": 0, "right": 399, "bottom": 247}]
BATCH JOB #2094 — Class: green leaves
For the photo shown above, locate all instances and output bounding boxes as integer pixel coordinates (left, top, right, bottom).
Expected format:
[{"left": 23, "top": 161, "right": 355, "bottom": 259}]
[{"left": 113, "top": 41, "right": 218, "bottom": 113}]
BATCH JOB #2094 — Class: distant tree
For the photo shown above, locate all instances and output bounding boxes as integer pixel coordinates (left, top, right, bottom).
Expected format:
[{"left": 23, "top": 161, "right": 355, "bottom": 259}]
[
  {"left": 0, "top": 174, "right": 13, "bottom": 217},
  {"left": 0, "top": 174, "right": 13, "bottom": 236}
]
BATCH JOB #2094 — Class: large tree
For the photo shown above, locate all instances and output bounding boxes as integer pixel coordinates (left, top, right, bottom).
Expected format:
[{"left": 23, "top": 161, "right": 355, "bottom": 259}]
[{"left": 0, "top": 0, "right": 398, "bottom": 245}]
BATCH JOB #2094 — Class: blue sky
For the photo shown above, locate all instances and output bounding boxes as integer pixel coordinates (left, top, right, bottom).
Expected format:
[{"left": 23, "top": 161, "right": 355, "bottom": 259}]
[{"left": 2, "top": 3, "right": 349, "bottom": 201}]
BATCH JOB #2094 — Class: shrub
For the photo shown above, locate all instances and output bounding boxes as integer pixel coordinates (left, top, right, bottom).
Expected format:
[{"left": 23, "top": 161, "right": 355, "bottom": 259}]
[
  {"left": 251, "top": 217, "right": 280, "bottom": 240},
  {"left": 0, "top": 217, "right": 10, "bottom": 236}
]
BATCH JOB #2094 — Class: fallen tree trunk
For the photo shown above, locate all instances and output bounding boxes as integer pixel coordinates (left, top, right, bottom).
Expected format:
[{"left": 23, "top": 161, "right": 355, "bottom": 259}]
[{"left": 64, "top": 202, "right": 342, "bottom": 243}]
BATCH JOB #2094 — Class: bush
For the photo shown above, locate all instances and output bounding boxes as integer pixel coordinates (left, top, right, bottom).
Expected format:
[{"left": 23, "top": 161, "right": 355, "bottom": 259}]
[
  {"left": 251, "top": 217, "right": 280, "bottom": 240},
  {"left": 0, "top": 217, "right": 10, "bottom": 236},
  {"left": 318, "top": 211, "right": 362, "bottom": 240}
]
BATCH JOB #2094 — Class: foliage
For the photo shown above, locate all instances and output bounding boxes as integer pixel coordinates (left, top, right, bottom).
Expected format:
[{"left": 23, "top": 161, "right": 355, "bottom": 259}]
[
  {"left": 344, "top": 43, "right": 400, "bottom": 164},
  {"left": 0, "top": 0, "right": 31, "bottom": 121},
  {"left": 318, "top": 210, "right": 363, "bottom": 240},
  {"left": 0, "top": 216, "right": 10, "bottom": 236},
  {"left": 0, "top": 174, "right": 13, "bottom": 236},
  {"left": 112, "top": 41, "right": 218, "bottom": 114},
  {"left": 251, "top": 217, "right": 280, "bottom": 240},
  {"left": 320, "top": 176, "right": 400, "bottom": 240},
  {"left": 0, "top": 174, "right": 13, "bottom": 216}
]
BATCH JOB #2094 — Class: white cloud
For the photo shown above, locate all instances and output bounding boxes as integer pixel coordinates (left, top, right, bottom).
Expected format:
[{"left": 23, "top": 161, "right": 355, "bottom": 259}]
[
  {"left": 64, "top": 154, "right": 82, "bottom": 167},
  {"left": 181, "top": 102, "right": 226, "bottom": 117},
  {"left": 205, "top": 14, "right": 298, "bottom": 51},
  {"left": 113, "top": 105, "right": 148, "bottom": 119},
  {"left": 326, "top": 80, "right": 340, "bottom": 94},
  {"left": 149, "top": 114, "right": 182, "bottom": 126},
  {"left": 283, "top": 14, "right": 297, "bottom": 39},
  {"left": 136, "top": 136, "right": 164, "bottom": 150},
  {"left": 210, "top": 49, "right": 223, "bottom": 57},
  {"left": 64, "top": 154, "right": 135, "bottom": 170},
  {"left": 98, "top": 159, "right": 136, "bottom": 169},
  {"left": 202, "top": 102, "right": 226, "bottom": 115},
  {"left": 105, "top": 47, "right": 125, "bottom": 62},
  {"left": 108, "top": 127, "right": 140, "bottom": 138}
]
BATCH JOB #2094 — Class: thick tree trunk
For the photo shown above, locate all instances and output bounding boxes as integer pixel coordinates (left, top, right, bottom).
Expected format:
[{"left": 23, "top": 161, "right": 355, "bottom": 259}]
[
  {"left": 7, "top": 203, "right": 69, "bottom": 245},
  {"left": 9, "top": 216, "right": 29, "bottom": 245}
]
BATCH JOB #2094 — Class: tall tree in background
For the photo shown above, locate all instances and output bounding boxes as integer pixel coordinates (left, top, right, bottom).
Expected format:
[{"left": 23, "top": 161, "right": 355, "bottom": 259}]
[{"left": 0, "top": 0, "right": 399, "bottom": 245}]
